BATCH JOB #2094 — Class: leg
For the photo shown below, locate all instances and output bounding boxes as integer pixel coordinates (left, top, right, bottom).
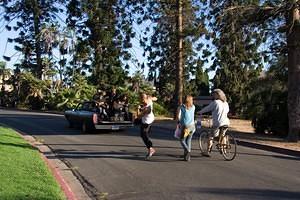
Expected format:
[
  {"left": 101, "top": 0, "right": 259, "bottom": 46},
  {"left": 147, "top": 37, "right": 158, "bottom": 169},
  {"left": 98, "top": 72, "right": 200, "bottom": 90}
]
[
  {"left": 180, "top": 137, "right": 189, "bottom": 161},
  {"left": 185, "top": 131, "right": 195, "bottom": 161},
  {"left": 140, "top": 123, "right": 155, "bottom": 159},
  {"left": 140, "top": 123, "right": 153, "bottom": 149},
  {"left": 203, "top": 127, "right": 219, "bottom": 157},
  {"left": 186, "top": 128, "right": 195, "bottom": 152},
  {"left": 209, "top": 127, "right": 219, "bottom": 152},
  {"left": 219, "top": 127, "right": 228, "bottom": 152}
]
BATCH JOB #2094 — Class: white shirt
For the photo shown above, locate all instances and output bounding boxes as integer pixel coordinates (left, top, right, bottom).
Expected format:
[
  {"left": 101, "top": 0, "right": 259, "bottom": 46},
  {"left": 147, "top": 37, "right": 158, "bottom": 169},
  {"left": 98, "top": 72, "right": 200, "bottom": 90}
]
[
  {"left": 199, "top": 99, "right": 230, "bottom": 127},
  {"left": 142, "top": 101, "right": 155, "bottom": 124}
]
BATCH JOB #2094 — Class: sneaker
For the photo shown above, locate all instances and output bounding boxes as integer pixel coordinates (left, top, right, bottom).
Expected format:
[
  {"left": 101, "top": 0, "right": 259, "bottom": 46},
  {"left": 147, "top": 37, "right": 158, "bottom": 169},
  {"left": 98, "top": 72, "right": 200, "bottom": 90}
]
[
  {"left": 145, "top": 148, "right": 155, "bottom": 160},
  {"left": 183, "top": 150, "right": 187, "bottom": 158},
  {"left": 185, "top": 152, "right": 191, "bottom": 162}
]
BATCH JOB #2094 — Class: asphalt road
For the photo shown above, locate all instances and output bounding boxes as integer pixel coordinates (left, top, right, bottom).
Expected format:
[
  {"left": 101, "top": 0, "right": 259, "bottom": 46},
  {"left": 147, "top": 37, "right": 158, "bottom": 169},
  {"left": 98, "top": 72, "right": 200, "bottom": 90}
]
[{"left": 0, "top": 109, "right": 299, "bottom": 200}]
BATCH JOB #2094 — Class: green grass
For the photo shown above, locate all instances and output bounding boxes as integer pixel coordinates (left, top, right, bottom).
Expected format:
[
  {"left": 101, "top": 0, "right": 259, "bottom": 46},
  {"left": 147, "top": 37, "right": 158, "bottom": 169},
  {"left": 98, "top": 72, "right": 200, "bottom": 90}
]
[{"left": 0, "top": 125, "right": 65, "bottom": 200}]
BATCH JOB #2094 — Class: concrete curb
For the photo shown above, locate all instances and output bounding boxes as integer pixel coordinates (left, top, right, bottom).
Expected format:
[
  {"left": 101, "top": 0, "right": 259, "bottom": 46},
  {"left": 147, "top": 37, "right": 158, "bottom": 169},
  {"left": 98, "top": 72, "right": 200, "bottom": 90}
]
[
  {"left": 152, "top": 124, "right": 300, "bottom": 158},
  {"left": 40, "top": 154, "right": 77, "bottom": 200},
  {"left": 1, "top": 124, "right": 91, "bottom": 200},
  {"left": 236, "top": 140, "right": 300, "bottom": 158}
]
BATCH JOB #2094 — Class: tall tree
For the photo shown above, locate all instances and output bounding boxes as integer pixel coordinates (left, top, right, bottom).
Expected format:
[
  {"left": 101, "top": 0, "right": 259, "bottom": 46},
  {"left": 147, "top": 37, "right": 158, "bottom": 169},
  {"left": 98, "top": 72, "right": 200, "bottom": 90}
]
[
  {"left": 219, "top": 1, "right": 299, "bottom": 141},
  {"left": 135, "top": 0, "right": 206, "bottom": 107},
  {"left": 286, "top": 0, "right": 300, "bottom": 141},
  {"left": 66, "top": 0, "right": 135, "bottom": 88},
  {"left": 1, "top": 0, "right": 65, "bottom": 79},
  {"left": 205, "top": 0, "right": 263, "bottom": 115},
  {"left": 0, "top": 61, "right": 11, "bottom": 93},
  {"left": 176, "top": 0, "right": 184, "bottom": 106}
]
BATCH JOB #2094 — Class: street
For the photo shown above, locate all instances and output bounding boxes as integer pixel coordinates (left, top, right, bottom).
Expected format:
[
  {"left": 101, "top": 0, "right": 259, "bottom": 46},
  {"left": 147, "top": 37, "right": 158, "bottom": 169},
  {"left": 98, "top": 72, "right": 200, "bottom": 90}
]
[{"left": 0, "top": 109, "right": 299, "bottom": 200}]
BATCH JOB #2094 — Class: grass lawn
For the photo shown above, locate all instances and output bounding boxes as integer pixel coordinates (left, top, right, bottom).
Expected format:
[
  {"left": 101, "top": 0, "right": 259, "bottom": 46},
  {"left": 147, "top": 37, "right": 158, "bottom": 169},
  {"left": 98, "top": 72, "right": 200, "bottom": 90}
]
[{"left": 0, "top": 125, "right": 65, "bottom": 200}]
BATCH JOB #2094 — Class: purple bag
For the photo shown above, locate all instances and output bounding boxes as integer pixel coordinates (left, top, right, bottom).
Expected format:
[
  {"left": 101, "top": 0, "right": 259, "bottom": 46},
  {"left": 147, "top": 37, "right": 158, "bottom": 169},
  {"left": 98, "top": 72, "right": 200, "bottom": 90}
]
[{"left": 174, "top": 125, "right": 181, "bottom": 139}]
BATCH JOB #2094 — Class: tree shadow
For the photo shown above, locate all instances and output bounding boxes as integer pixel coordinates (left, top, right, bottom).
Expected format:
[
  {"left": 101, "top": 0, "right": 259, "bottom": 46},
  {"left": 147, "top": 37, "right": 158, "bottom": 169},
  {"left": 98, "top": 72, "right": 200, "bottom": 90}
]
[
  {"left": 51, "top": 149, "right": 182, "bottom": 162},
  {"left": 191, "top": 187, "right": 300, "bottom": 200},
  {"left": 46, "top": 143, "right": 182, "bottom": 150},
  {"left": 236, "top": 151, "right": 300, "bottom": 161}
]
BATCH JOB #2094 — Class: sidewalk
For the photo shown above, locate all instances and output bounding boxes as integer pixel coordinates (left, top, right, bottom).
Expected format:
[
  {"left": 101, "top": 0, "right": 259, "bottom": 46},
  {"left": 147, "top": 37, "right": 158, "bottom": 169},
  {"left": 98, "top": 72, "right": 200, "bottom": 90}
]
[{"left": 153, "top": 117, "right": 300, "bottom": 157}]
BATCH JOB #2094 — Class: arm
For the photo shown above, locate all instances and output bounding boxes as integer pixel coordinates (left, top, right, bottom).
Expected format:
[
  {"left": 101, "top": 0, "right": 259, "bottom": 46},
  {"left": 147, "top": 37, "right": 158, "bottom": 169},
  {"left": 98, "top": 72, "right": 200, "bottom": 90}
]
[
  {"left": 175, "top": 106, "right": 181, "bottom": 122},
  {"left": 141, "top": 105, "right": 151, "bottom": 115},
  {"left": 137, "top": 104, "right": 151, "bottom": 118},
  {"left": 151, "top": 96, "right": 157, "bottom": 102},
  {"left": 198, "top": 101, "right": 215, "bottom": 114}
]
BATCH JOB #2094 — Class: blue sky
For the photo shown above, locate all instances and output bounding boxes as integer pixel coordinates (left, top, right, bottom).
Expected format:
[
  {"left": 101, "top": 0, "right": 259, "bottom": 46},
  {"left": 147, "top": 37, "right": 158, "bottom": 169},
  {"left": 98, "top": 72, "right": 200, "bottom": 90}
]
[
  {"left": 0, "top": 9, "right": 215, "bottom": 80},
  {"left": 0, "top": 27, "right": 20, "bottom": 69},
  {"left": 0, "top": 22, "right": 149, "bottom": 76}
]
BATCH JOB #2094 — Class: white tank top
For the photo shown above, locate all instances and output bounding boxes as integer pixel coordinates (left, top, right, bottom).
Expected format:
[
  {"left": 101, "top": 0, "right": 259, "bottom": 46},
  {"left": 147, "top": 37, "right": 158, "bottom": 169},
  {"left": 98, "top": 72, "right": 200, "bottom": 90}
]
[{"left": 142, "top": 101, "right": 155, "bottom": 124}]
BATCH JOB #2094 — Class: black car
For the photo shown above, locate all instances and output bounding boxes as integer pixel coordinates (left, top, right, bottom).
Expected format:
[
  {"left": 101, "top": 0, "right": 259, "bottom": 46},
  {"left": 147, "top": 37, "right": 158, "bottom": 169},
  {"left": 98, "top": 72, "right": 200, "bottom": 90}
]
[{"left": 65, "top": 101, "right": 133, "bottom": 133}]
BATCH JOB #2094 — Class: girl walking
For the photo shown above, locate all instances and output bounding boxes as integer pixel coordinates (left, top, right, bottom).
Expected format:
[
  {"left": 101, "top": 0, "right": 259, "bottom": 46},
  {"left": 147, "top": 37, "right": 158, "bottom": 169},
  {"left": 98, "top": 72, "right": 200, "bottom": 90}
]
[{"left": 177, "top": 95, "right": 196, "bottom": 161}]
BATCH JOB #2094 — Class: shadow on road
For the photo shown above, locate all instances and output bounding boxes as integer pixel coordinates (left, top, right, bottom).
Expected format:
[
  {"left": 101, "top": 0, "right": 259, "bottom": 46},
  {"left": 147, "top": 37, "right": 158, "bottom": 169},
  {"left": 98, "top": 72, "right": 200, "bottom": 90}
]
[
  {"left": 236, "top": 151, "right": 300, "bottom": 161},
  {"left": 52, "top": 149, "right": 183, "bottom": 162},
  {"left": 192, "top": 187, "right": 300, "bottom": 200}
]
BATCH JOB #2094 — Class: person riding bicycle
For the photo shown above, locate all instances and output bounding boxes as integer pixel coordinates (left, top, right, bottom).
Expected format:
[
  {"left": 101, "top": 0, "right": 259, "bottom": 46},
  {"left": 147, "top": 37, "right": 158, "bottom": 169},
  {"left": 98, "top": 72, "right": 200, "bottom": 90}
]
[{"left": 198, "top": 89, "right": 230, "bottom": 157}]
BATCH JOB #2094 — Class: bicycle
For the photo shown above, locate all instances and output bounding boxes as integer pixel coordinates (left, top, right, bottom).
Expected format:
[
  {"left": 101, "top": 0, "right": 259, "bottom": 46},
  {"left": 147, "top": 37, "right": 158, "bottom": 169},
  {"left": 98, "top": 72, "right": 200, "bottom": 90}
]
[{"left": 197, "top": 117, "right": 237, "bottom": 161}]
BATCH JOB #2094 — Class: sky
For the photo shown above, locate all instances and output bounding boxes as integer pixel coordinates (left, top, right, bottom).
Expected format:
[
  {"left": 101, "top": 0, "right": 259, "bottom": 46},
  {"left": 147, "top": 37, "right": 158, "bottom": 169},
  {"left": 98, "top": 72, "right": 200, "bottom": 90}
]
[
  {"left": 0, "top": 26, "right": 20, "bottom": 69},
  {"left": 0, "top": 22, "right": 149, "bottom": 76},
  {"left": 0, "top": 6, "right": 215, "bottom": 80}
]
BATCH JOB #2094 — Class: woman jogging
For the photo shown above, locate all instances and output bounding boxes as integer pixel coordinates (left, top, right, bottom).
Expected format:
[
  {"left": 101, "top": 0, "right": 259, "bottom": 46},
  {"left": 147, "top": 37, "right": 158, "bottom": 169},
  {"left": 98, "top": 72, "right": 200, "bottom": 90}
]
[{"left": 139, "top": 93, "right": 156, "bottom": 160}]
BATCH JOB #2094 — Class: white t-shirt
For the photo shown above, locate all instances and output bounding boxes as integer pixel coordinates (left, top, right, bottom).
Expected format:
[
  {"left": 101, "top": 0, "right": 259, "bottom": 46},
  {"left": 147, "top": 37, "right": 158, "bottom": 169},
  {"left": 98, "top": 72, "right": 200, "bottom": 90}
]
[
  {"left": 199, "top": 99, "right": 230, "bottom": 127},
  {"left": 142, "top": 101, "right": 155, "bottom": 124}
]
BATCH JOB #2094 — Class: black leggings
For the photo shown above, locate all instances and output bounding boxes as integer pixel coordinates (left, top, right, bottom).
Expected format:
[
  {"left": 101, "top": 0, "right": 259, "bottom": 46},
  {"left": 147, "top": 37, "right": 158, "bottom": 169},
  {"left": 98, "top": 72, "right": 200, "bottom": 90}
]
[{"left": 140, "top": 123, "right": 153, "bottom": 149}]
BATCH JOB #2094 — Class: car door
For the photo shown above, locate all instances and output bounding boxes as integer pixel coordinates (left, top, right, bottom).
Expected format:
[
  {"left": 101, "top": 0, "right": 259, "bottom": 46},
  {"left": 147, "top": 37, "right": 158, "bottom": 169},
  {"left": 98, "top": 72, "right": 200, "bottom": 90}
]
[
  {"left": 71, "top": 102, "right": 85, "bottom": 124},
  {"left": 78, "top": 102, "right": 95, "bottom": 123}
]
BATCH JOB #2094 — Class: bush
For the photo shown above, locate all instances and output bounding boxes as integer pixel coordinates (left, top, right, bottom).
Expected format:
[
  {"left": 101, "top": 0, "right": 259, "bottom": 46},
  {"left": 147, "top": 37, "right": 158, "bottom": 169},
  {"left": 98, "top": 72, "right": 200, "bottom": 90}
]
[
  {"left": 153, "top": 102, "right": 171, "bottom": 116},
  {"left": 251, "top": 91, "right": 288, "bottom": 136},
  {"left": 246, "top": 59, "right": 289, "bottom": 137}
]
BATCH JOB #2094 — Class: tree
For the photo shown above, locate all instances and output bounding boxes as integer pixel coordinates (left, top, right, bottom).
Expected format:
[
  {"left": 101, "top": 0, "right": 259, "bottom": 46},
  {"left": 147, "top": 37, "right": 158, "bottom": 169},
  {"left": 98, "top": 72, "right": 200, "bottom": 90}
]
[
  {"left": 218, "top": 1, "right": 299, "bottom": 141},
  {"left": 0, "top": 61, "right": 11, "bottom": 106},
  {"left": 193, "top": 62, "right": 210, "bottom": 96},
  {"left": 134, "top": 0, "right": 206, "bottom": 108},
  {"left": 176, "top": 0, "right": 184, "bottom": 106},
  {"left": 1, "top": 0, "right": 66, "bottom": 79},
  {"left": 66, "top": 0, "right": 135, "bottom": 88},
  {"left": 0, "top": 61, "right": 10, "bottom": 92},
  {"left": 204, "top": 0, "right": 263, "bottom": 115},
  {"left": 248, "top": 56, "right": 288, "bottom": 136}
]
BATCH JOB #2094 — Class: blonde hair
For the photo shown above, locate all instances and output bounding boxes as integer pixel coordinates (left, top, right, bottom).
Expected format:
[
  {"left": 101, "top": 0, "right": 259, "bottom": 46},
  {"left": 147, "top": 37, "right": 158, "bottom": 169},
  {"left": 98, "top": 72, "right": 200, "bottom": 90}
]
[
  {"left": 213, "top": 89, "right": 227, "bottom": 102},
  {"left": 184, "top": 95, "right": 193, "bottom": 109}
]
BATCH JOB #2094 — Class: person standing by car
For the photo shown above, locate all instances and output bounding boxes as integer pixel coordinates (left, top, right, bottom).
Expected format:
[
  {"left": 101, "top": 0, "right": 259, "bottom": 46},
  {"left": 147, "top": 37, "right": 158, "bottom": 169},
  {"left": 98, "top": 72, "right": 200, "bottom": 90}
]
[
  {"left": 107, "top": 87, "right": 118, "bottom": 116},
  {"left": 176, "top": 95, "right": 196, "bottom": 162},
  {"left": 198, "top": 89, "right": 230, "bottom": 157},
  {"left": 139, "top": 93, "right": 156, "bottom": 160}
]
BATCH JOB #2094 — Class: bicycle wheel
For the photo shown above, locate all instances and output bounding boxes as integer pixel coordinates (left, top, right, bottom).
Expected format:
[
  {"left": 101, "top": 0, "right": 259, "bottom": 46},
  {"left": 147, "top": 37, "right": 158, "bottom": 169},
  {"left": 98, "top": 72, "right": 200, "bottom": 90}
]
[
  {"left": 220, "top": 133, "right": 237, "bottom": 161},
  {"left": 198, "top": 130, "right": 210, "bottom": 154}
]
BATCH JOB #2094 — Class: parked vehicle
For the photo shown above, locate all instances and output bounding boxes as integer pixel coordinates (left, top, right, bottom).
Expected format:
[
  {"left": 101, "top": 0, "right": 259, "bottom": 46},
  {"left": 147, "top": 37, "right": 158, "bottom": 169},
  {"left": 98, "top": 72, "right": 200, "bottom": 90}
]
[{"left": 65, "top": 101, "right": 133, "bottom": 133}]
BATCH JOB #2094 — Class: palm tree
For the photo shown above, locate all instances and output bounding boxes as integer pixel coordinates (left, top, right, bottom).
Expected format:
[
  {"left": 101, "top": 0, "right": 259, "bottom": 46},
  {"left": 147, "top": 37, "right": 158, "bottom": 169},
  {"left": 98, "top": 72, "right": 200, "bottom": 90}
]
[{"left": 0, "top": 61, "right": 11, "bottom": 105}]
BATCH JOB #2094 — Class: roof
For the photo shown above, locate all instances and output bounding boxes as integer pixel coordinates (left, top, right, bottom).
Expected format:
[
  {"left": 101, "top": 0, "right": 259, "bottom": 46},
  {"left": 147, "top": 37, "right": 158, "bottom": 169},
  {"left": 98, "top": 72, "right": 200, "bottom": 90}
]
[{"left": 193, "top": 96, "right": 213, "bottom": 106}]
